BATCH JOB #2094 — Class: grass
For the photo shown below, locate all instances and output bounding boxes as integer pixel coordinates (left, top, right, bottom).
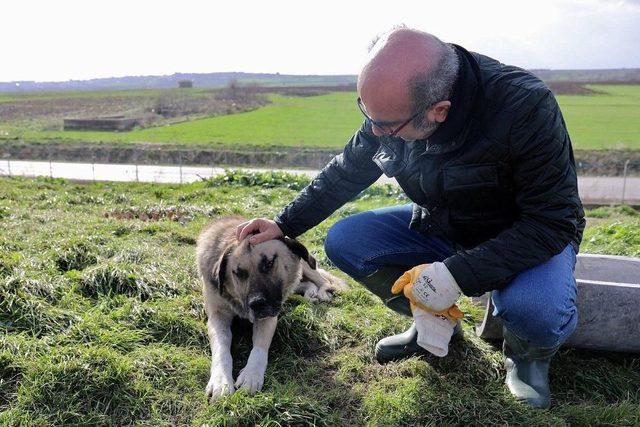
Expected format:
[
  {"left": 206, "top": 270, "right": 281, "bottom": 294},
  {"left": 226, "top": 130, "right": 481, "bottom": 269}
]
[
  {"left": 0, "top": 172, "right": 639, "bottom": 426},
  {"left": 558, "top": 85, "right": 640, "bottom": 150},
  {"left": 2, "top": 85, "right": 640, "bottom": 150}
]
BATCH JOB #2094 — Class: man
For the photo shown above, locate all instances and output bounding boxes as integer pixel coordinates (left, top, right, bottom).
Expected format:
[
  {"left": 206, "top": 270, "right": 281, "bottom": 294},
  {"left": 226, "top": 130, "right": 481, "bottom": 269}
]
[{"left": 236, "top": 27, "right": 584, "bottom": 409}]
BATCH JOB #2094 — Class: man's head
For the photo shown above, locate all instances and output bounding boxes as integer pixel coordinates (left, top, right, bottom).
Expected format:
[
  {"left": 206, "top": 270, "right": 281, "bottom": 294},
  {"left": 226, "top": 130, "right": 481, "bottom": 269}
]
[{"left": 357, "top": 26, "right": 459, "bottom": 141}]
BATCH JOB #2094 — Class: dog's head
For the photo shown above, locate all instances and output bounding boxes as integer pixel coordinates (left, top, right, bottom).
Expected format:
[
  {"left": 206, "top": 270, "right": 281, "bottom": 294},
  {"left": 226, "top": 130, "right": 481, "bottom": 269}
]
[{"left": 212, "top": 236, "right": 316, "bottom": 321}]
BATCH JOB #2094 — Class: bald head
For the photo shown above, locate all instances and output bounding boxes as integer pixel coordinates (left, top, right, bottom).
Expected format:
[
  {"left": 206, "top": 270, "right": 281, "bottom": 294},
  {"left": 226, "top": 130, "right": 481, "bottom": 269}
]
[
  {"left": 358, "top": 28, "right": 448, "bottom": 116},
  {"left": 359, "top": 28, "right": 446, "bottom": 101},
  {"left": 357, "top": 27, "right": 459, "bottom": 140}
]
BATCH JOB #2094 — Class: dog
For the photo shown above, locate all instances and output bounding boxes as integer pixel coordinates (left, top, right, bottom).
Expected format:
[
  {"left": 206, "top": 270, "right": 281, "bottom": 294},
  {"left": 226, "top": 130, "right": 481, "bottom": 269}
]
[{"left": 196, "top": 216, "right": 345, "bottom": 401}]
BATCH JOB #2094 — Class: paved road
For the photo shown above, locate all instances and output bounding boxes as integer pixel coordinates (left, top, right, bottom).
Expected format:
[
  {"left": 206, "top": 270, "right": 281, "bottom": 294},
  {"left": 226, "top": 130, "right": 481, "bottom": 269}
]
[{"left": 1, "top": 159, "right": 638, "bottom": 205}]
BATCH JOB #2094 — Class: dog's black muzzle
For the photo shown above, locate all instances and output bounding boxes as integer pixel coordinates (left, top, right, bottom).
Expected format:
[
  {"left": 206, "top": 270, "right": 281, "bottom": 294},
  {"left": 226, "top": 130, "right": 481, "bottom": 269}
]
[{"left": 247, "top": 293, "right": 282, "bottom": 320}]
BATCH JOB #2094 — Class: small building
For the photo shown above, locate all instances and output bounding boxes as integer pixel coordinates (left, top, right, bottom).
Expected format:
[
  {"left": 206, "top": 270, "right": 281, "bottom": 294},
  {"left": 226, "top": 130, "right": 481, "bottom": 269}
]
[{"left": 178, "top": 80, "right": 193, "bottom": 88}]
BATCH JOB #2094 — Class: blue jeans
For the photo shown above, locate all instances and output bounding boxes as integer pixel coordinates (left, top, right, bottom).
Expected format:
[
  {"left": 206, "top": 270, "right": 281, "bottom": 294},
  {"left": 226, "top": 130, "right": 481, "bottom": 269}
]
[{"left": 325, "top": 204, "right": 578, "bottom": 348}]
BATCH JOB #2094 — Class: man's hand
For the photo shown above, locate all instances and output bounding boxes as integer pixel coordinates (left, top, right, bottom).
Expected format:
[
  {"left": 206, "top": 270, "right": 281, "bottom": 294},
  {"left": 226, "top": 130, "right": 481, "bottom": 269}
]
[
  {"left": 236, "top": 218, "right": 284, "bottom": 244},
  {"left": 391, "top": 262, "right": 463, "bottom": 319}
]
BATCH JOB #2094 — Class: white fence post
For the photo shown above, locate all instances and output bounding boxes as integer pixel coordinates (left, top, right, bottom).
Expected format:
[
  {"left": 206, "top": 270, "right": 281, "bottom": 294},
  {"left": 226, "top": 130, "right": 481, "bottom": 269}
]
[
  {"left": 134, "top": 148, "right": 139, "bottom": 183},
  {"left": 621, "top": 159, "right": 630, "bottom": 204}
]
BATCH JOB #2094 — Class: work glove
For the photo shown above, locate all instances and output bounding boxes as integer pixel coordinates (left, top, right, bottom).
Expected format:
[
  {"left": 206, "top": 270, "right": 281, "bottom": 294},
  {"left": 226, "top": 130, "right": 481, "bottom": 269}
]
[
  {"left": 413, "top": 307, "right": 457, "bottom": 357},
  {"left": 391, "top": 262, "right": 464, "bottom": 357},
  {"left": 391, "top": 262, "right": 463, "bottom": 316}
]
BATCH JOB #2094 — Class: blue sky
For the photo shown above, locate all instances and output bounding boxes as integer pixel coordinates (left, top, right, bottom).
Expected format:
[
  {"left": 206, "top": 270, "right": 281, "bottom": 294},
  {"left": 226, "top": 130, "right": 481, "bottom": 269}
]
[{"left": 2, "top": 0, "right": 639, "bottom": 82}]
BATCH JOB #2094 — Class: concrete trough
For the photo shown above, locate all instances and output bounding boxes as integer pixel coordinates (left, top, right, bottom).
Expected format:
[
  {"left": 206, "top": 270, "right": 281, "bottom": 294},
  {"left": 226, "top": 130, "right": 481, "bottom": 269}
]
[
  {"left": 63, "top": 117, "right": 139, "bottom": 131},
  {"left": 474, "top": 254, "right": 640, "bottom": 353}
]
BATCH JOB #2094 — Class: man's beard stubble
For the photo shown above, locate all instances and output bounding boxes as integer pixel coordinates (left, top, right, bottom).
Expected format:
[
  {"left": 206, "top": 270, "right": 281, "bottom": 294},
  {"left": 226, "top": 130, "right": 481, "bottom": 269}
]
[{"left": 400, "top": 120, "right": 440, "bottom": 143}]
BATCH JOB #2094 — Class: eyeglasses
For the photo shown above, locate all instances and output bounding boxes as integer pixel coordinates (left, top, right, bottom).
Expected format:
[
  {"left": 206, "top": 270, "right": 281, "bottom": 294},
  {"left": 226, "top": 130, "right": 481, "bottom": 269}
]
[{"left": 357, "top": 97, "right": 423, "bottom": 137}]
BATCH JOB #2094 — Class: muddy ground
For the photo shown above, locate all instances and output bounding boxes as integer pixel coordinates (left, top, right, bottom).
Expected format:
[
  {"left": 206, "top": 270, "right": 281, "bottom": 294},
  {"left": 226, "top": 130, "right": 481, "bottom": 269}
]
[
  {"left": 0, "top": 88, "right": 268, "bottom": 130},
  {"left": 546, "top": 81, "right": 602, "bottom": 95}
]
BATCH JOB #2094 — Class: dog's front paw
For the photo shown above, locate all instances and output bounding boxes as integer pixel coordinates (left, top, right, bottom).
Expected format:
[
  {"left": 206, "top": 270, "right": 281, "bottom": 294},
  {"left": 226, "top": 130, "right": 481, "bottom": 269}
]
[
  {"left": 235, "top": 347, "right": 268, "bottom": 394},
  {"left": 206, "top": 378, "right": 235, "bottom": 402},
  {"left": 235, "top": 368, "right": 264, "bottom": 394},
  {"left": 303, "top": 286, "right": 319, "bottom": 302},
  {"left": 316, "top": 286, "right": 336, "bottom": 302}
]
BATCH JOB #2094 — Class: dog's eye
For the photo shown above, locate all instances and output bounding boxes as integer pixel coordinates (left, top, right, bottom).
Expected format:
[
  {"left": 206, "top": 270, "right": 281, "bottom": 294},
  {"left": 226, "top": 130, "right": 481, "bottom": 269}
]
[{"left": 233, "top": 267, "right": 248, "bottom": 280}]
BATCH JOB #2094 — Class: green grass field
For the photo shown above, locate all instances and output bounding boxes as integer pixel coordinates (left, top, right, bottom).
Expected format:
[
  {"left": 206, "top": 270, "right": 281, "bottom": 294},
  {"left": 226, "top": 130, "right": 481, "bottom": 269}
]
[
  {"left": 2, "top": 85, "right": 639, "bottom": 150},
  {"left": 559, "top": 85, "right": 640, "bottom": 150},
  {"left": 1, "top": 172, "right": 639, "bottom": 425}
]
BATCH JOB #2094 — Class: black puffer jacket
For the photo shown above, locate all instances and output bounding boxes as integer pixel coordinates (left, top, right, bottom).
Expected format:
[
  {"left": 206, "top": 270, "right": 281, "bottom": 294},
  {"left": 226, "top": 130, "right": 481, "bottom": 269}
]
[{"left": 274, "top": 44, "right": 585, "bottom": 297}]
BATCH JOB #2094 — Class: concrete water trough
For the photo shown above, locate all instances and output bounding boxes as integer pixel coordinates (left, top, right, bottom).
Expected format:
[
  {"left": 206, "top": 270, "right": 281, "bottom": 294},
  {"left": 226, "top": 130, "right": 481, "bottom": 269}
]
[
  {"left": 474, "top": 254, "right": 640, "bottom": 353},
  {"left": 63, "top": 116, "right": 140, "bottom": 131}
]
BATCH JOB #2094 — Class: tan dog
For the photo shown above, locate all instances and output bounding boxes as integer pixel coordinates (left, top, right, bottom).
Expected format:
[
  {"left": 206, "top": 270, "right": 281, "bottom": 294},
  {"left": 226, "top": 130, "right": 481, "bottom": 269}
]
[{"left": 196, "top": 216, "right": 345, "bottom": 401}]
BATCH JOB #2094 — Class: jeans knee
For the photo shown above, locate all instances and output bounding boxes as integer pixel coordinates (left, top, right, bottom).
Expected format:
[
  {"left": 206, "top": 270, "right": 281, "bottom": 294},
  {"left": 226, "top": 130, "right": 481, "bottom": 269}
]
[
  {"left": 324, "top": 219, "right": 361, "bottom": 278},
  {"left": 324, "top": 220, "right": 345, "bottom": 264},
  {"left": 493, "top": 292, "right": 578, "bottom": 348},
  {"left": 521, "top": 312, "right": 576, "bottom": 347},
  {"left": 493, "top": 246, "right": 578, "bottom": 347}
]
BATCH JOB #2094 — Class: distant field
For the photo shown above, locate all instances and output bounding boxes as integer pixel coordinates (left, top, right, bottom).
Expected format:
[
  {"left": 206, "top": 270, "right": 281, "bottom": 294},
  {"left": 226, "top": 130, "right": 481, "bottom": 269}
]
[
  {"left": 558, "top": 85, "right": 640, "bottom": 150},
  {"left": 7, "top": 93, "right": 361, "bottom": 148},
  {"left": 2, "top": 85, "right": 639, "bottom": 150}
]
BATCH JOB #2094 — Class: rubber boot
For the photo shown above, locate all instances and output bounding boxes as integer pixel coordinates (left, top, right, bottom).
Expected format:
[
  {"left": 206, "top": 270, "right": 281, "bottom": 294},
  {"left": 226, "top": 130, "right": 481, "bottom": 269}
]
[
  {"left": 503, "top": 326, "right": 560, "bottom": 409},
  {"left": 356, "top": 267, "right": 461, "bottom": 364},
  {"left": 356, "top": 266, "right": 412, "bottom": 317}
]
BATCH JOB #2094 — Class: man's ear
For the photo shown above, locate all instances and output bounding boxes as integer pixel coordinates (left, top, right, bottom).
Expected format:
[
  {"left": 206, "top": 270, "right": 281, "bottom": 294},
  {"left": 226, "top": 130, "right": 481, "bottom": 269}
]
[
  {"left": 429, "top": 100, "right": 451, "bottom": 123},
  {"left": 210, "top": 248, "right": 231, "bottom": 294},
  {"left": 280, "top": 236, "right": 317, "bottom": 270}
]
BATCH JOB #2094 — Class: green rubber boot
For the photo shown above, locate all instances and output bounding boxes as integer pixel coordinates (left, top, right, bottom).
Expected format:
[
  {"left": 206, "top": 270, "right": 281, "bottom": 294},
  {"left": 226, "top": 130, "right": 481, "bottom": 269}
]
[
  {"left": 356, "top": 267, "right": 461, "bottom": 364},
  {"left": 503, "top": 327, "right": 560, "bottom": 409},
  {"left": 356, "top": 266, "right": 412, "bottom": 317}
]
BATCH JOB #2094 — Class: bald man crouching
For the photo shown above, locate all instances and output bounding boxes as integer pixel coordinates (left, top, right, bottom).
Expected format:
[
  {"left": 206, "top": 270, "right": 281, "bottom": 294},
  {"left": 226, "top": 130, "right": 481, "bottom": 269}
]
[{"left": 237, "top": 26, "right": 584, "bottom": 409}]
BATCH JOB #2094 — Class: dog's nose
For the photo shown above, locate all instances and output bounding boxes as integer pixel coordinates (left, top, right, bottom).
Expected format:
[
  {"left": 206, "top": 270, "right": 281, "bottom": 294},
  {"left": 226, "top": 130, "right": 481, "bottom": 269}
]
[
  {"left": 256, "top": 307, "right": 280, "bottom": 319},
  {"left": 248, "top": 297, "right": 267, "bottom": 312},
  {"left": 248, "top": 297, "right": 281, "bottom": 319}
]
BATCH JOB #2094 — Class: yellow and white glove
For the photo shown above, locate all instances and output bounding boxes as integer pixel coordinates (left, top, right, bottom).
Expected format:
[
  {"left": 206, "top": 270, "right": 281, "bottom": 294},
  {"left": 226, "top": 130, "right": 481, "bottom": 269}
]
[{"left": 391, "top": 262, "right": 464, "bottom": 357}]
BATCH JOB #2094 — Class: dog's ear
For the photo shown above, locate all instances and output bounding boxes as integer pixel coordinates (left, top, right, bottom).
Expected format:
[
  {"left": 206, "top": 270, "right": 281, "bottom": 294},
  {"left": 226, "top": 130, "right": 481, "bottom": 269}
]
[
  {"left": 210, "top": 249, "right": 231, "bottom": 294},
  {"left": 280, "top": 236, "right": 317, "bottom": 270}
]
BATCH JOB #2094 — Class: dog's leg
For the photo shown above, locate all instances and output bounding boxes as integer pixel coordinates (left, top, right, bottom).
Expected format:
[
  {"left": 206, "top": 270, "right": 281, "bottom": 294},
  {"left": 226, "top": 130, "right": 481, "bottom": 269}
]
[
  {"left": 295, "top": 280, "right": 319, "bottom": 302},
  {"left": 301, "top": 262, "right": 347, "bottom": 302},
  {"left": 206, "top": 312, "right": 235, "bottom": 401},
  {"left": 235, "top": 316, "right": 277, "bottom": 394}
]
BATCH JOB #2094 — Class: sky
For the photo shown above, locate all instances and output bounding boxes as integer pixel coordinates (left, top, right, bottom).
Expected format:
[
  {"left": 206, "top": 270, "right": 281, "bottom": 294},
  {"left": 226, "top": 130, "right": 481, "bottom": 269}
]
[{"left": 2, "top": 0, "right": 639, "bottom": 82}]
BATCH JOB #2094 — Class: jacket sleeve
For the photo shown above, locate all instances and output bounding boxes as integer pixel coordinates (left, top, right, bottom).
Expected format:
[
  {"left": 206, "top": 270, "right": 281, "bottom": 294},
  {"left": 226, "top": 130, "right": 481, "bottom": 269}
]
[
  {"left": 274, "top": 121, "right": 383, "bottom": 238},
  {"left": 443, "top": 90, "right": 584, "bottom": 296}
]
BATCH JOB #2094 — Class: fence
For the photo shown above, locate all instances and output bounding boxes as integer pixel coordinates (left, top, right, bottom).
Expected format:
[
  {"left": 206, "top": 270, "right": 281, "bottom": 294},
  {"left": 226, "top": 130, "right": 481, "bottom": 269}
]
[
  {"left": 0, "top": 157, "right": 318, "bottom": 185},
  {"left": 1, "top": 156, "right": 639, "bottom": 205}
]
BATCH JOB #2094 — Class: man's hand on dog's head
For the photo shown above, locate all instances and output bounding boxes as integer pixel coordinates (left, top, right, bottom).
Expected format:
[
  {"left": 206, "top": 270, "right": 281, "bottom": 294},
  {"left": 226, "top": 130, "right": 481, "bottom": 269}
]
[{"left": 236, "top": 218, "right": 284, "bottom": 245}]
